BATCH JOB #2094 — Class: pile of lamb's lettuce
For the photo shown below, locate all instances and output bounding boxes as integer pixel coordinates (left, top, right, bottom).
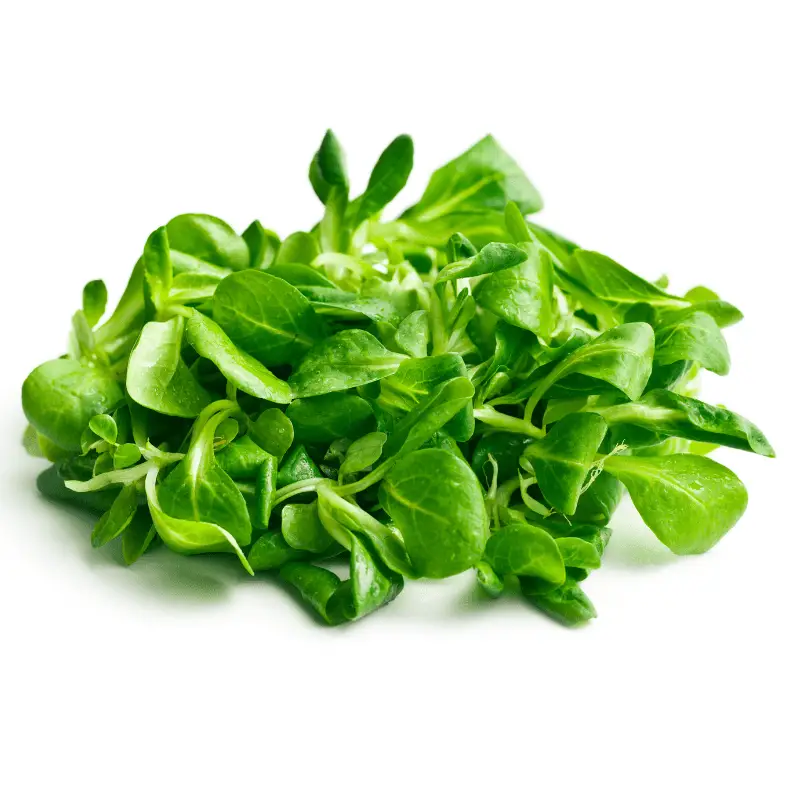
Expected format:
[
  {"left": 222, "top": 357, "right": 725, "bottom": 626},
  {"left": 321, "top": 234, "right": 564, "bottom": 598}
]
[{"left": 21, "top": 132, "right": 774, "bottom": 625}]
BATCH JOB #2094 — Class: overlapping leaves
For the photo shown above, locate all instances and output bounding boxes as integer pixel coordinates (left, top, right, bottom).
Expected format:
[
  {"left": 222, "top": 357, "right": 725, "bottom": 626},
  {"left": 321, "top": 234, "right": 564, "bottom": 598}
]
[{"left": 21, "top": 131, "right": 773, "bottom": 628}]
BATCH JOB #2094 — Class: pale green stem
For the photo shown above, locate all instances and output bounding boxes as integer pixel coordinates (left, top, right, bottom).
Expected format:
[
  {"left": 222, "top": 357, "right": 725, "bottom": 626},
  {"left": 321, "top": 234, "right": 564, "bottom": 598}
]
[
  {"left": 273, "top": 478, "right": 329, "bottom": 506},
  {"left": 474, "top": 407, "right": 545, "bottom": 438}
]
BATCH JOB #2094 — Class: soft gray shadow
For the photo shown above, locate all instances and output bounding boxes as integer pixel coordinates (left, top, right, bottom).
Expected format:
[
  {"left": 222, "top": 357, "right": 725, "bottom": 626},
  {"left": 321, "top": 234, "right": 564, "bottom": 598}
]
[
  {"left": 600, "top": 498, "right": 678, "bottom": 570},
  {"left": 31, "top": 486, "right": 248, "bottom": 606}
]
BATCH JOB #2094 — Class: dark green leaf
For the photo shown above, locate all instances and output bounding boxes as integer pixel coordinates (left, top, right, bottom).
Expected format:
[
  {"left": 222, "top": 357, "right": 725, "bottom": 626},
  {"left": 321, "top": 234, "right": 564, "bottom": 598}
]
[
  {"left": 524, "top": 413, "right": 608, "bottom": 515},
  {"left": 82, "top": 280, "right": 108, "bottom": 328},
  {"left": 91, "top": 483, "right": 139, "bottom": 548},
  {"left": 286, "top": 394, "right": 375, "bottom": 445},
  {"left": 485, "top": 524, "right": 565, "bottom": 584}
]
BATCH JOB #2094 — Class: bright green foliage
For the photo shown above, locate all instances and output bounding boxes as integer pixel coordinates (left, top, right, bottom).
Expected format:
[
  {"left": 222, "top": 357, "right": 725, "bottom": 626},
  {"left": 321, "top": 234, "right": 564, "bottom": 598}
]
[
  {"left": 21, "top": 132, "right": 772, "bottom": 627},
  {"left": 523, "top": 413, "right": 608, "bottom": 515},
  {"left": 380, "top": 449, "right": 488, "bottom": 578}
]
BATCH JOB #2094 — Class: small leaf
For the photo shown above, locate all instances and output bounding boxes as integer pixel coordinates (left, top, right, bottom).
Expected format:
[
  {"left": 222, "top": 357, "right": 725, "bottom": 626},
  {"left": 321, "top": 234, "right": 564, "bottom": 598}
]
[
  {"left": 485, "top": 524, "right": 565, "bottom": 584},
  {"left": 436, "top": 242, "right": 528, "bottom": 282},
  {"left": 113, "top": 443, "right": 142, "bottom": 470},
  {"left": 91, "top": 484, "right": 139, "bottom": 548},
  {"left": 89, "top": 414, "right": 117, "bottom": 445},
  {"left": 82, "top": 280, "right": 108, "bottom": 327}
]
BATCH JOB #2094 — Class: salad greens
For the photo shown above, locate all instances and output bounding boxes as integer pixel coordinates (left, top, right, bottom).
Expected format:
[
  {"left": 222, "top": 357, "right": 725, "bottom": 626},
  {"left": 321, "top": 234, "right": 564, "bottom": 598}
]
[{"left": 21, "top": 132, "right": 773, "bottom": 627}]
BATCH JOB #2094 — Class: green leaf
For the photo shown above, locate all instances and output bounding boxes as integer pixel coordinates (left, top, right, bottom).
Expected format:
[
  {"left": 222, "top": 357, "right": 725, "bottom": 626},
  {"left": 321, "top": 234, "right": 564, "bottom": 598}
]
[
  {"left": 22, "top": 359, "right": 124, "bottom": 451},
  {"left": 522, "top": 323, "right": 655, "bottom": 418},
  {"left": 127, "top": 317, "right": 213, "bottom": 417},
  {"left": 166, "top": 214, "right": 250, "bottom": 271},
  {"left": 113, "top": 443, "right": 142, "bottom": 470},
  {"left": 401, "top": 136, "right": 543, "bottom": 245},
  {"left": 146, "top": 465, "right": 253, "bottom": 574},
  {"left": 524, "top": 413, "right": 608, "bottom": 515},
  {"left": 572, "top": 472, "right": 624, "bottom": 525},
  {"left": 254, "top": 454, "right": 277, "bottom": 530},
  {"left": 249, "top": 407, "right": 295, "bottom": 461},
  {"left": 267, "top": 263, "right": 337, "bottom": 289},
  {"left": 340, "top": 431, "right": 387, "bottom": 476},
  {"left": 597, "top": 390, "right": 774, "bottom": 456},
  {"left": 89, "top": 413, "right": 117, "bottom": 445},
  {"left": 571, "top": 250, "right": 689, "bottom": 313},
  {"left": 303, "top": 287, "right": 402, "bottom": 325},
  {"left": 91, "top": 483, "right": 139, "bottom": 548},
  {"left": 475, "top": 561, "right": 505, "bottom": 598},
  {"left": 82, "top": 279, "right": 108, "bottom": 327},
  {"left": 653, "top": 309, "right": 730, "bottom": 375},
  {"left": 395, "top": 310, "right": 429, "bottom": 358},
  {"left": 280, "top": 534, "right": 403, "bottom": 624},
  {"left": 155, "top": 411, "right": 252, "bottom": 551},
  {"left": 380, "top": 449, "right": 488, "bottom": 578},
  {"left": 249, "top": 531, "right": 310, "bottom": 572},
  {"left": 520, "top": 577, "right": 597, "bottom": 626},
  {"left": 556, "top": 537, "right": 602, "bottom": 570},
  {"left": 485, "top": 524, "right": 565, "bottom": 584},
  {"left": 167, "top": 252, "right": 232, "bottom": 304},
  {"left": 349, "top": 134, "right": 414, "bottom": 227},
  {"left": 473, "top": 238, "right": 554, "bottom": 337},
  {"left": 143, "top": 226, "right": 172, "bottom": 313},
  {"left": 288, "top": 330, "right": 407, "bottom": 398},
  {"left": 315, "top": 484, "right": 413, "bottom": 577},
  {"left": 216, "top": 435, "right": 270, "bottom": 479},
  {"left": 93, "top": 259, "right": 147, "bottom": 363},
  {"left": 213, "top": 270, "right": 328, "bottom": 367},
  {"left": 184, "top": 308, "right": 292, "bottom": 403},
  {"left": 309, "top": 129, "right": 349, "bottom": 204},
  {"left": 471, "top": 432, "right": 533, "bottom": 488},
  {"left": 276, "top": 232, "right": 320, "bottom": 266},
  {"left": 242, "top": 220, "right": 280, "bottom": 270},
  {"left": 378, "top": 353, "right": 474, "bottom": 441},
  {"left": 121, "top": 508, "right": 157, "bottom": 565},
  {"left": 276, "top": 444, "right": 322, "bottom": 488},
  {"left": 282, "top": 500, "right": 332, "bottom": 553},
  {"left": 436, "top": 242, "right": 528, "bottom": 282},
  {"left": 447, "top": 233, "right": 478, "bottom": 261},
  {"left": 286, "top": 393, "right": 375, "bottom": 445},
  {"left": 604, "top": 454, "right": 748, "bottom": 554}
]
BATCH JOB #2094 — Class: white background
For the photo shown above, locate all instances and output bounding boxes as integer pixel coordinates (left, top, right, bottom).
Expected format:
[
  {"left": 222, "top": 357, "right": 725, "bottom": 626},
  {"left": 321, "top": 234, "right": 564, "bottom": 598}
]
[{"left": 1, "top": 2, "right": 798, "bottom": 797}]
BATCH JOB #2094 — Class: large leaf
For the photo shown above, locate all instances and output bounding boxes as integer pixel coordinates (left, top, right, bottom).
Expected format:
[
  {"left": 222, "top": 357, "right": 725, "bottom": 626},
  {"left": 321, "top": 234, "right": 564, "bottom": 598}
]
[
  {"left": 22, "top": 359, "right": 124, "bottom": 451},
  {"left": 604, "top": 454, "right": 748, "bottom": 554},
  {"left": 288, "top": 330, "right": 407, "bottom": 397},
  {"left": 403, "top": 135, "right": 543, "bottom": 222},
  {"left": 380, "top": 449, "right": 488, "bottom": 578},
  {"left": 653, "top": 309, "right": 730, "bottom": 375},
  {"left": 213, "top": 270, "right": 328, "bottom": 367},
  {"left": 524, "top": 413, "right": 609, "bottom": 515},
  {"left": 597, "top": 390, "right": 774, "bottom": 456},
  {"left": 184, "top": 308, "right": 291, "bottom": 403},
  {"left": 127, "top": 317, "right": 213, "bottom": 417},
  {"left": 166, "top": 213, "right": 250, "bottom": 270}
]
